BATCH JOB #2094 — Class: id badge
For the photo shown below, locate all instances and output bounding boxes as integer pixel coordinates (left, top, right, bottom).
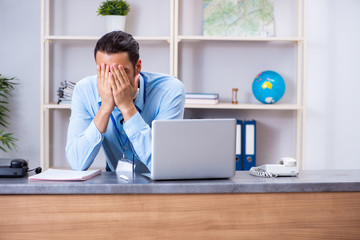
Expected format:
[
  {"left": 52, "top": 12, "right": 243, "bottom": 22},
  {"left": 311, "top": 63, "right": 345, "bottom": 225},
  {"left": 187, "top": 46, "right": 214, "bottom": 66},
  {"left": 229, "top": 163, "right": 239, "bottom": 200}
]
[{"left": 116, "top": 153, "right": 134, "bottom": 172}]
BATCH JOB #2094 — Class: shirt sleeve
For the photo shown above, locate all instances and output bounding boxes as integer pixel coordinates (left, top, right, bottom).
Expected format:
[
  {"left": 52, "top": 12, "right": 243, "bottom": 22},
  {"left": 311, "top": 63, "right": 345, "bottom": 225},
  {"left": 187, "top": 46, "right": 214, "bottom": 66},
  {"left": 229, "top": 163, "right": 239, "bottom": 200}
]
[
  {"left": 123, "top": 112, "right": 152, "bottom": 168},
  {"left": 123, "top": 80, "right": 186, "bottom": 171},
  {"left": 65, "top": 84, "right": 103, "bottom": 171}
]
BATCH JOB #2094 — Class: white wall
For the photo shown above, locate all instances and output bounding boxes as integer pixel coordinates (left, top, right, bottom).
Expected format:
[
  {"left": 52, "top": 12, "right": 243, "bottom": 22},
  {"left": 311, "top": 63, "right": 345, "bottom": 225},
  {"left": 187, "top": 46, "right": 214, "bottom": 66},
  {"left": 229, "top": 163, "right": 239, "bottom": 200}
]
[
  {"left": 0, "top": 0, "right": 359, "bottom": 170},
  {"left": 0, "top": 0, "right": 41, "bottom": 170},
  {"left": 305, "top": 0, "right": 360, "bottom": 169}
]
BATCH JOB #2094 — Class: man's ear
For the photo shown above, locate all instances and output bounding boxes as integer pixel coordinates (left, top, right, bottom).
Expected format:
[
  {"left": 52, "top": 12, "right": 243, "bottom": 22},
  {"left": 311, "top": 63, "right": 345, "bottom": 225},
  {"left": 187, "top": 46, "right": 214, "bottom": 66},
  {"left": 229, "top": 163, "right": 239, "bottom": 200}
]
[{"left": 135, "top": 59, "right": 142, "bottom": 75}]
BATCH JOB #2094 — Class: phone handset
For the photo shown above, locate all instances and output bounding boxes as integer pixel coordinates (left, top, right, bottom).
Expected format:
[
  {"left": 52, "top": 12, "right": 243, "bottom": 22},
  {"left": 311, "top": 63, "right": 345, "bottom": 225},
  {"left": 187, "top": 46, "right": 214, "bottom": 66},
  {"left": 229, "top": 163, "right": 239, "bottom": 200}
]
[{"left": 249, "top": 157, "right": 299, "bottom": 178}]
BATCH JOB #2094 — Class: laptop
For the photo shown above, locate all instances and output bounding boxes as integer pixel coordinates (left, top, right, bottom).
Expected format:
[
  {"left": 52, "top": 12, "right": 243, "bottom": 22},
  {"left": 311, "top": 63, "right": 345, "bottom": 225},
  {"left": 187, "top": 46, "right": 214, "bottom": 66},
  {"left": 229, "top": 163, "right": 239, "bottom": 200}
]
[{"left": 143, "top": 118, "right": 237, "bottom": 180}]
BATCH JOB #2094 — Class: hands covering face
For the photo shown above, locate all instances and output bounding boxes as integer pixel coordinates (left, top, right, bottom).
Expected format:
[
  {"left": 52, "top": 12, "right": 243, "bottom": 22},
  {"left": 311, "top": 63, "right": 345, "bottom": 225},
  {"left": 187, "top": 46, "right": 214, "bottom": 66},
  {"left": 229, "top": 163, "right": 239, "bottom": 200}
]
[{"left": 97, "top": 63, "right": 140, "bottom": 113}]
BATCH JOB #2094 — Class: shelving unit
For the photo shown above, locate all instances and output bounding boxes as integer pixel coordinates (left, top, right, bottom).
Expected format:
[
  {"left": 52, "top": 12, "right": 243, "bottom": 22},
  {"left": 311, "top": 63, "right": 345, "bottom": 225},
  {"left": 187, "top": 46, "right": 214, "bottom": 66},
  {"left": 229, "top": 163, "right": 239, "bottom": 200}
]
[
  {"left": 40, "top": 0, "right": 306, "bottom": 169},
  {"left": 174, "top": 0, "right": 306, "bottom": 168},
  {"left": 40, "top": 0, "right": 175, "bottom": 169}
]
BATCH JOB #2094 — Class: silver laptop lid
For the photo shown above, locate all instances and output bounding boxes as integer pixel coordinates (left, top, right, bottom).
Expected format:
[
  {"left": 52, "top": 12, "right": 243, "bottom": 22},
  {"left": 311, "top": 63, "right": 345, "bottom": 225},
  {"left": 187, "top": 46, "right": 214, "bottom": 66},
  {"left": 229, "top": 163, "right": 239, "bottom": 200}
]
[{"left": 150, "top": 118, "right": 236, "bottom": 180}]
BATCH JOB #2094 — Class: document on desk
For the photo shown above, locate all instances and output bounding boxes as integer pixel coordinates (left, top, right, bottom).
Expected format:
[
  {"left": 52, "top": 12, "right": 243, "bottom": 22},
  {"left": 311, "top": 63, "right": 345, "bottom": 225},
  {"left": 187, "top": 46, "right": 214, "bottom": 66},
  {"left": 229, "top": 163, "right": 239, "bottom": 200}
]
[{"left": 28, "top": 168, "right": 101, "bottom": 181}]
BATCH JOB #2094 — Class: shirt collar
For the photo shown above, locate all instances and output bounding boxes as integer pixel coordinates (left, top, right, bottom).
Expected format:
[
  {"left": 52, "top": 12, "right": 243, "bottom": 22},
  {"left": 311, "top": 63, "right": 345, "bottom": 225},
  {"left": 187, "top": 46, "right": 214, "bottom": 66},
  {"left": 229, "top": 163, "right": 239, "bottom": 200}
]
[
  {"left": 97, "top": 73, "right": 145, "bottom": 114},
  {"left": 134, "top": 74, "right": 145, "bottom": 113}
]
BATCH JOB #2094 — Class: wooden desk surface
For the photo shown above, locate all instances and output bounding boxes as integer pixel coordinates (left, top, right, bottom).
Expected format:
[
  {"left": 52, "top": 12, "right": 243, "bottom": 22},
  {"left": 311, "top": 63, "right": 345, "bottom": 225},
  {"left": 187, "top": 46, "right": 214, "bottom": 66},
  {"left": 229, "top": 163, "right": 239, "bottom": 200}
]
[
  {"left": 0, "top": 192, "right": 359, "bottom": 239},
  {"left": 1, "top": 170, "right": 360, "bottom": 239},
  {"left": 1, "top": 170, "right": 360, "bottom": 194}
]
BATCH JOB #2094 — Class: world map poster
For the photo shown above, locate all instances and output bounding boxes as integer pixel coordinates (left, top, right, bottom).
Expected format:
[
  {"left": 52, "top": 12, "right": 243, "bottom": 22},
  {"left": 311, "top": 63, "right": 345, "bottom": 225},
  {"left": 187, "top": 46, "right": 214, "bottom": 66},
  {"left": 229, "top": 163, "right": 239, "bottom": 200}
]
[{"left": 203, "top": 0, "right": 275, "bottom": 37}]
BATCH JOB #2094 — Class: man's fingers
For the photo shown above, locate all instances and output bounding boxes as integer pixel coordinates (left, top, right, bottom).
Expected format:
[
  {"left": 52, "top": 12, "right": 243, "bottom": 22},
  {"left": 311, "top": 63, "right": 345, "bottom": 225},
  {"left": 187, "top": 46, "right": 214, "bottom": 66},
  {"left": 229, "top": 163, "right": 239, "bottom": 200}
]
[
  {"left": 105, "top": 65, "right": 109, "bottom": 80},
  {"left": 97, "top": 65, "right": 101, "bottom": 78},
  {"left": 110, "top": 64, "right": 121, "bottom": 89},
  {"left": 100, "top": 64, "right": 106, "bottom": 80},
  {"left": 109, "top": 72, "right": 115, "bottom": 89},
  {"left": 118, "top": 65, "right": 129, "bottom": 85}
]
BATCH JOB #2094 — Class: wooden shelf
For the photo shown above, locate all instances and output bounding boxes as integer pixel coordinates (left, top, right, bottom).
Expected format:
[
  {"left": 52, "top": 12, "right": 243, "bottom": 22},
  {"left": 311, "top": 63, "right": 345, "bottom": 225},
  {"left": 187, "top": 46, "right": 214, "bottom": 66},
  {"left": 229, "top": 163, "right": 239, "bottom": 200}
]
[
  {"left": 43, "top": 35, "right": 171, "bottom": 41},
  {"left": 43, "top": 102, "right": 301, "bottom": 111},
  {"left": 185, "top": 103, "right": 302, "bottom": 110},
  {"left": 42, "top": 103, "right": 70, "bottom": 109},
  {"left": 177, "top": 35, "right": 303, "bottom": 42}
]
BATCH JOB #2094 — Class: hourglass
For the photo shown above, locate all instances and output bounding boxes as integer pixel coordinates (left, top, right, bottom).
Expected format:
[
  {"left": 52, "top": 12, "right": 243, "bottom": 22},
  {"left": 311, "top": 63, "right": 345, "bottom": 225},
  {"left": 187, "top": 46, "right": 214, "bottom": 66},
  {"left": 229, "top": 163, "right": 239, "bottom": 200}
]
[{"left": 232, "top": 88, "right": 238, "bottom": 104}]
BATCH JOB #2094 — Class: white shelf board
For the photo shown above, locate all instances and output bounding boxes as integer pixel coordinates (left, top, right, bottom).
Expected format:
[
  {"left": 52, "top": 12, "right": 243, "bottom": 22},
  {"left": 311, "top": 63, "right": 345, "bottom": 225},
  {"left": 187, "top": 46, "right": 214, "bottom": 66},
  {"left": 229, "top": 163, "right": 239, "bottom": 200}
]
[
  {"left": 44, "top": 35, "right": 171, "bottom": 41},
  {"left": 185, "top": 103, "right": 302, "bottom": 110},
  {"left": 43, "top": 103, "right": 71, "bottom": 109},
  {"left": 42, "top": 103, "right": 301, "bottom": 111},
  {"left": 177, "top": 35, "right": 303, "bottom": 42}
]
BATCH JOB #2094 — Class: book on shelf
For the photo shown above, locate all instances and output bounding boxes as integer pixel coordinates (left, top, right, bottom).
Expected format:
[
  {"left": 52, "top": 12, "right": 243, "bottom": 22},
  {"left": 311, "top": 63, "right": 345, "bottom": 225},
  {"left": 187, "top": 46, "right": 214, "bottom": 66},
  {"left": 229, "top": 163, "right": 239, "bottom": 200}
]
[
  {"left": 185, "top": 92, "right": 220, "bottom": 105},
  {"left": 185, "top": 98, "right": 220, "bottom": 105},
  {"left": 185, "top": 92, "right": 219, "bottom": 99},
  {"left": 57, "top": 80, "right": 76, "bottom": 104}
]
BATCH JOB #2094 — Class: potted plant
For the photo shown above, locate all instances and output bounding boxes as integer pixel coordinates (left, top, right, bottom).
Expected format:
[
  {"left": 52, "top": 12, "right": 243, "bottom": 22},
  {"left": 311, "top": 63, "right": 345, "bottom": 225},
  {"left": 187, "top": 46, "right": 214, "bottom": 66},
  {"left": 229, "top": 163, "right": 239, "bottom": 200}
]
[
  {"left": 0, "top": 74, "right": 18, "bottom": 152},
  {"left": 97, "top": 0, "right": 130, "bottom": 33}
]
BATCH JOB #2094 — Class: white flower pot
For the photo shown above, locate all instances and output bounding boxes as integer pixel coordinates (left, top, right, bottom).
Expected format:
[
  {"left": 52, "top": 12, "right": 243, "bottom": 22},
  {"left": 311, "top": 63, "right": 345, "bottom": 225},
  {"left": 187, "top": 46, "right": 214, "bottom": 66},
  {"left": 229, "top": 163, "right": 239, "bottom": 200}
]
[{"left": 104, "top": 15, "right": 127, "bottom": 32}]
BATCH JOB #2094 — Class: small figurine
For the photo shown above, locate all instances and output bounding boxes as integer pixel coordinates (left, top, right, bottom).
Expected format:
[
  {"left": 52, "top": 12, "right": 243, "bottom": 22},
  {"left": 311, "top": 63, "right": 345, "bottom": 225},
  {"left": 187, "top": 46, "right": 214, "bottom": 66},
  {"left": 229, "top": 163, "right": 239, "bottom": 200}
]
[{"left": 232, "top": 88, "right": 238, "bottom": 104}]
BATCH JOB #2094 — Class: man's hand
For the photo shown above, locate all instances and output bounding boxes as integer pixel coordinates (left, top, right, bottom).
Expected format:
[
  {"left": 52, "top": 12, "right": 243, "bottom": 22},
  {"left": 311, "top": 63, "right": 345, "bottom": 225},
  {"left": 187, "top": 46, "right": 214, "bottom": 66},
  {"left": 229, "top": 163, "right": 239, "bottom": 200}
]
[
  {"left": 94, "top": 64, "right": 115, "bottom": 133},
  {"left": 97, "top": 64, "right": 115, "bottom": 113},
  {"left": 110, "top": 64, "right": 140, "bottom": 122}
]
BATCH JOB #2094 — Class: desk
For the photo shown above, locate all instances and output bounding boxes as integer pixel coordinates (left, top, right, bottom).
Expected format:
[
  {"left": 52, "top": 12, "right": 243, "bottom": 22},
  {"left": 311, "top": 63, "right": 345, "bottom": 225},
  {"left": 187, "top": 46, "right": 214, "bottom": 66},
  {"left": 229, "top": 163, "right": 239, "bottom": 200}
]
[{"left": 1, "top": 170, "right": 360, "bottom": 239}]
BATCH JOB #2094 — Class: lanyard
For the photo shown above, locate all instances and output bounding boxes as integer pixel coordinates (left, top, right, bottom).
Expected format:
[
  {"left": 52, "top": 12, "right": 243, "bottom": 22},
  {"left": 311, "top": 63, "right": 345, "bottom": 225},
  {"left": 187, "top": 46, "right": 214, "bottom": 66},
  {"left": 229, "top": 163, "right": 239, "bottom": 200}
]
[{"left": 110, "top": 114, "right": 129, "bottom": 148}]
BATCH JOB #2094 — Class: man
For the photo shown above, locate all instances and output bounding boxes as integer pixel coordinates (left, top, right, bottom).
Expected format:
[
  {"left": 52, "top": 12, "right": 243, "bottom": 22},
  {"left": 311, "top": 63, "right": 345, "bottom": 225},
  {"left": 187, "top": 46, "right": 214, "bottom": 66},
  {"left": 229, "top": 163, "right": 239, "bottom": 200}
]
[{"left": 66, "top": 31, "right": 185, "bottom": 172}]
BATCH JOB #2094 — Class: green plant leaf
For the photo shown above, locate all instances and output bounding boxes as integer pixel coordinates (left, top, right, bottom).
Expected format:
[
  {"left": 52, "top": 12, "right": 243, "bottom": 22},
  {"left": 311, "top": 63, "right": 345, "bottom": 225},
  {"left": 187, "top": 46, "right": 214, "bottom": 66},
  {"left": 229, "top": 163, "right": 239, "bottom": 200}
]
[
  {"left": 0, "top": 74, "right": 18, "bottom": 152},
  {"left": 97, "top": 0, "right": 130, "bottom": 16},
  {"left": 0, "top": 121, "right": 9, "bottom": 128}
]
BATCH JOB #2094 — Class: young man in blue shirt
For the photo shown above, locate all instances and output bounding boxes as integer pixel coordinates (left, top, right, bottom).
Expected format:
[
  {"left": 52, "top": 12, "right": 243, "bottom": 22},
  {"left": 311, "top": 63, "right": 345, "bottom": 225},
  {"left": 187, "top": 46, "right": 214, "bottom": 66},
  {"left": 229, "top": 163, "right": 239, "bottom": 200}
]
[{"left": 66, "top": 31, "right": 185, "bottom": 172}]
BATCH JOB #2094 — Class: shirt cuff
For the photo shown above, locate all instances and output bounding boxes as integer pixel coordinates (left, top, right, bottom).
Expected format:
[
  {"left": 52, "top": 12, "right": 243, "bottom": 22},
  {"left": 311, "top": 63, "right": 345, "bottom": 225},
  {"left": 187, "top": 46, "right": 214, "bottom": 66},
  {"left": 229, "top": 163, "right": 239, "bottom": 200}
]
[
  {"left": 123, "top": 111, "right": 145, "bottom": 138},
  {"left": 84, "top": 120, "right": 104, "bottom": 144}
]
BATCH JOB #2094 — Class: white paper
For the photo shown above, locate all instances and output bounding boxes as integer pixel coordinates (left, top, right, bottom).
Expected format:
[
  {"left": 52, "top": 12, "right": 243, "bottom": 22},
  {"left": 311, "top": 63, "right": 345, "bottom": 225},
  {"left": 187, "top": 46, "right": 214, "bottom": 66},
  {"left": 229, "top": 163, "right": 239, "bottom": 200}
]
[{"left": 28, "top": 168, "right": 101, "bottom": 181}]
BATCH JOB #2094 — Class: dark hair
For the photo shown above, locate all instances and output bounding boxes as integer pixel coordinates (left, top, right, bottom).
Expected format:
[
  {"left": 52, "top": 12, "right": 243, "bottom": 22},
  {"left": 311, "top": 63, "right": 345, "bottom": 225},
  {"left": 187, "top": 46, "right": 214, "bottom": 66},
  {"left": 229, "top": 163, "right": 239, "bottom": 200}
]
[{"left": 94, "top": 31, "right": 140, "bottom": 68}]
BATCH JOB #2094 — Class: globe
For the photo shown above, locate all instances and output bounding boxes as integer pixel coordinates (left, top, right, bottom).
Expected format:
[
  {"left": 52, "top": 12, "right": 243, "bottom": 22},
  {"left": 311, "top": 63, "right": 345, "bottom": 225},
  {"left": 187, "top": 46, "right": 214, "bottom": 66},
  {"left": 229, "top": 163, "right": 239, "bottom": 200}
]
[{"left": 252, "top": 70, "right": 286, "bottom": 104}]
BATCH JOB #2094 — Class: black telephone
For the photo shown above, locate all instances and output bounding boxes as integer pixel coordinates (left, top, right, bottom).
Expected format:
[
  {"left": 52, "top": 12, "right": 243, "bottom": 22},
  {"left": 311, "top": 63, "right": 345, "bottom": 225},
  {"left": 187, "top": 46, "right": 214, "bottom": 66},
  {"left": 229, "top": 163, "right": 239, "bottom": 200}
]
[{"left": 0, "top": 159, "right": 41, "bottom": 178}]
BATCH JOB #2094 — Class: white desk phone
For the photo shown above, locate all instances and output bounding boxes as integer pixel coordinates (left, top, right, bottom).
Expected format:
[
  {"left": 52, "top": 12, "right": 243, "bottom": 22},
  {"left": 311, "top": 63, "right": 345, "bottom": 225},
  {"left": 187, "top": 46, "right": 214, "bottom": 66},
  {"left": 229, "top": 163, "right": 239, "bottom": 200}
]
[{"left": 249, "top": 157, "right": 299, "bottom": 177}]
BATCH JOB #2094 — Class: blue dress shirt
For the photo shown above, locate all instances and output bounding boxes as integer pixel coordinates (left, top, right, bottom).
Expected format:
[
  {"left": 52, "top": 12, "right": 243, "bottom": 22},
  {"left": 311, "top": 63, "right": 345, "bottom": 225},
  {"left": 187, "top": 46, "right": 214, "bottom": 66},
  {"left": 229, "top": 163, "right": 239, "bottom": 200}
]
[{"left": 66, "top": 72, "right": 186, "bottom": 172}]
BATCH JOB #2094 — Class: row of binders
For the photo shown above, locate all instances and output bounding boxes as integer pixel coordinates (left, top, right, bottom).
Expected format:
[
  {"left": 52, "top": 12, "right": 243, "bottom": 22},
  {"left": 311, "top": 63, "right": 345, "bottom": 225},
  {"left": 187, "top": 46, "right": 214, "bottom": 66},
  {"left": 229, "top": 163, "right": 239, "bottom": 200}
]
[
  {"left": 185, "top": 92, "right": 219, "bottom": 105},
  {"left": 57, "top": 80, "right": 76, "bottom": 104},
  {"left": 236, "top": 119, "right": 256, "bottom": 171}
]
